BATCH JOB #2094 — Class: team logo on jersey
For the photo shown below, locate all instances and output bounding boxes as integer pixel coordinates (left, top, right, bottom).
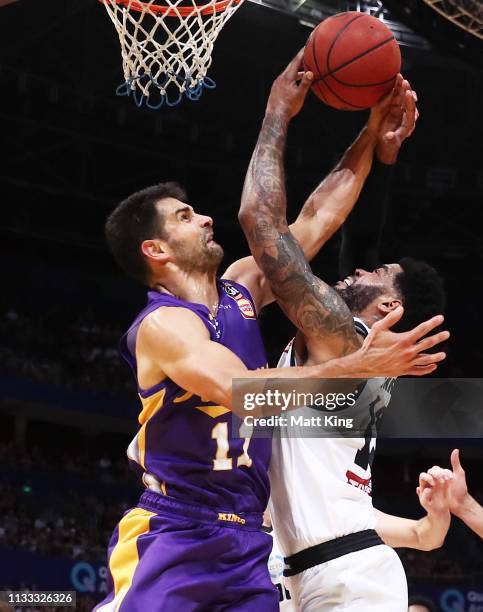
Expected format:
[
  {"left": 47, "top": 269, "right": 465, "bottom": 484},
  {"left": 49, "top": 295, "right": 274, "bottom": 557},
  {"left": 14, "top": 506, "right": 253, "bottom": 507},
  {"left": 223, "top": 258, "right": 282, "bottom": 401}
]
[
  {"left": 223, "top": 284, "right": 239, "bottom": 297},
  {"left": 346, "top": 470, "right": 372, "bottom": 495},
  {"left": 222, "top": 283, "right": 256, "bottom": 320}
]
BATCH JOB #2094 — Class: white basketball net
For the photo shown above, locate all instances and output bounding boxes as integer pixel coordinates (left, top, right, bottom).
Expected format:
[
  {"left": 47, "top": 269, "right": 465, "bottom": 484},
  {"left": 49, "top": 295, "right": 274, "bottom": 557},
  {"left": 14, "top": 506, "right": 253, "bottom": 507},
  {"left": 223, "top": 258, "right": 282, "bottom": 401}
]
[{"left": 101, "top": 0, "right": 244, "bottom": 108}]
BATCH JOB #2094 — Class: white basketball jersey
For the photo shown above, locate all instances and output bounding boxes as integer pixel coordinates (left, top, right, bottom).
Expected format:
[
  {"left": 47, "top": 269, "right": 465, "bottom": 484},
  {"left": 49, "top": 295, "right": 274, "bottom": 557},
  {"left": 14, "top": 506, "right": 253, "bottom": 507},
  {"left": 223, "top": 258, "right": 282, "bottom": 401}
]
[{"left": 268, "top": 319, "right": 395, "bottom": 558}]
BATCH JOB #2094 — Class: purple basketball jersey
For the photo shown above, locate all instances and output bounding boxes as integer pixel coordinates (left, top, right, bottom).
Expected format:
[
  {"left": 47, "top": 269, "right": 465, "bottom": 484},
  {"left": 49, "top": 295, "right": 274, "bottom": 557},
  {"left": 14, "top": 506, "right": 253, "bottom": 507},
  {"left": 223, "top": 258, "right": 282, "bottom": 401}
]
[{"left": 120, "top": 278, "right": 271, "bottom": 514}]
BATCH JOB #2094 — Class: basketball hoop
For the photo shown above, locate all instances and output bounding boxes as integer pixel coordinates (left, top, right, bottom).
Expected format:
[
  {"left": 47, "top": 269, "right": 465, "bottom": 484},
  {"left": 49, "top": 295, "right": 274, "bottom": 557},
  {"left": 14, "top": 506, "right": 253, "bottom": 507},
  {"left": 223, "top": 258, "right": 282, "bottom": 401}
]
[{"left": 100, "top": 0, "right": 244, "bottom": 108}]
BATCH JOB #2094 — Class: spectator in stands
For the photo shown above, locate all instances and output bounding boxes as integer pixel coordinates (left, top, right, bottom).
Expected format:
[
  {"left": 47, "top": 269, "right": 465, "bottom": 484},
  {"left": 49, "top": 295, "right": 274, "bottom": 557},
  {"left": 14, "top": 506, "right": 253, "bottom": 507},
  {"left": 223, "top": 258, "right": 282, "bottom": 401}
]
[{"left": 408, "top": 595, "right": 436, "bottom": 612}]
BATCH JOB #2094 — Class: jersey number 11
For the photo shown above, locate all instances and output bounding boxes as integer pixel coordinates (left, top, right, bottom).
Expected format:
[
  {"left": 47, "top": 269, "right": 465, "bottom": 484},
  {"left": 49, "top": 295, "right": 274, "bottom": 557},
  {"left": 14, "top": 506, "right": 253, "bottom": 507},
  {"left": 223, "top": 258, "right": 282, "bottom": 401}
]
[{"left": 211, "top": 422, "right": 253, "bottom": 470}]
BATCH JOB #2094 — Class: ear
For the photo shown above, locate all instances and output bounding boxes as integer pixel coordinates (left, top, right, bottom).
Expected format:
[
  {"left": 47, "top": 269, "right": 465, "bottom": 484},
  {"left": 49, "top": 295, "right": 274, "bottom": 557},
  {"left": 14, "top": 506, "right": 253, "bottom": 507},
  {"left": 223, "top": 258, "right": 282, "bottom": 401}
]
[
  {"left": 377, "top": 296, "right": 402, "bottom": 316},
  {"left": 141, "top": 239, "right": 170, "bottom": 266}
]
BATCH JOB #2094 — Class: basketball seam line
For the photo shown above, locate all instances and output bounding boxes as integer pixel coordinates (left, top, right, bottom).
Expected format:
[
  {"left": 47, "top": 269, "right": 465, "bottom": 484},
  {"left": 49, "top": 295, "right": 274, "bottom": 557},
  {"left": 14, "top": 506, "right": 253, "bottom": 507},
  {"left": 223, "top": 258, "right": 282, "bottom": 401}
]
[
  {"left": 315, "top": 77, "right": 369, "bottom": 110},
  {"left": 309, "top": 30, "right": 328, "bottom": 104},
  {"left": 310, "top": 26, "right": 324, "bottom": 91},
  {"left": 325, "top": 13, "right": 366, "bottom": 75},
  {"left": 314, "top": 73, "right": 397, "bottom": 89},
  {"left": 322, "top": 35, "right": 396, "bottom": 81}
]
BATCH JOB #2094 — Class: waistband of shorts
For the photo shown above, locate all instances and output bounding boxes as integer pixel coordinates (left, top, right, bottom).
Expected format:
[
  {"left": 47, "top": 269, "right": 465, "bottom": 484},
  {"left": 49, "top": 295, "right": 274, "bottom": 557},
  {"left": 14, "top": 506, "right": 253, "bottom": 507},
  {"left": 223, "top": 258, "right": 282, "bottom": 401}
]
[
  {"left": 284, "top": 529, "right": 384, "bottom": 576},
  {"left": 138, "top": 490, "right": 264, "bottom": 530}
]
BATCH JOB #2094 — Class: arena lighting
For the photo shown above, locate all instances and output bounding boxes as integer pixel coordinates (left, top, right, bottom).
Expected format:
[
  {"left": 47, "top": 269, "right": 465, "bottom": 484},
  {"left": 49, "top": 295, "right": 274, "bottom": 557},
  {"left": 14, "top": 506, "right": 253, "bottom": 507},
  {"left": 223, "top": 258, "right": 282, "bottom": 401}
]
[
  {"left": 421, "top": 0, "right": 483, "bottom": 40},
  {"left": 248, "top": 0, "right": 430, "bottom": 48}
]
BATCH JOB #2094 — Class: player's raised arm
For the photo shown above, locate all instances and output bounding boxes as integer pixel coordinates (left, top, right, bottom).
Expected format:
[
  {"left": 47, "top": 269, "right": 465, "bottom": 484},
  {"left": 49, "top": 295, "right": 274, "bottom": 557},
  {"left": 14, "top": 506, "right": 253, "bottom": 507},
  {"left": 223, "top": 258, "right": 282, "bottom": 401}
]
[
  {"left": 339, "top": 78, "right": 419, "bottom": 278},
  {"left": 138, "top": 305, "right": 359, "bottom": 416},
  {"left": 238, "top": 50, "right": 373, "bottom": 361},
  {"left": 137, "top": 306, "right": 448, "bottom": 416},
  {"left": 289, "top": 75, "right": 410, "bottom": 265},
  {"left": 225, "top": 106, "right": 378, "bottom": 310},
  {"left": 238, "top": 51, "right": 447, "bottom": 368},
  {"left": 225, "top": 76, "right": 417, "bottom": 312},
  {"left": 374, "top": 466, "right": 452, "bottom": 551}
]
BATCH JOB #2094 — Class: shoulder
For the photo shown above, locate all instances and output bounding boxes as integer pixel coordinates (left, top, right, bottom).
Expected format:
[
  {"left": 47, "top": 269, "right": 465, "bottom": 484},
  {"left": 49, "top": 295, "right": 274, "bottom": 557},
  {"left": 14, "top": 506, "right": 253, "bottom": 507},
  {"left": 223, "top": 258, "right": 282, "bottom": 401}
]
[
  {"left": 222, "top": 256, "right": 255, "bottom": 283},
  {"left": 222, "top": 256, "right": 272, "bottom": 313},
  {"left": 219, "top": 277, "right": 251, "bottom": 298},
  {"left": 221, "top": 261, "right": 255, "bottom": 294},
  {"left": 139, "top": 306, "right": 210, "bottom": 347}
]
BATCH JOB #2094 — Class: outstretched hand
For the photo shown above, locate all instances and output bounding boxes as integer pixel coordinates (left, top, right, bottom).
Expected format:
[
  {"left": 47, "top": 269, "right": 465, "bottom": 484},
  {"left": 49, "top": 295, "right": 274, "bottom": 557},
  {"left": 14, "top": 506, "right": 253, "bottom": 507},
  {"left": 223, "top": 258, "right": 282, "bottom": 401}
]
[
  {"left": 368, "top": 74, "right": 419, "bottom": 164},
  {"left": 267, "top": 49, "right": 314, "bottom": 119},
  {"left": 417, "top": 466, "right": 453, "bottom": 515},
  {"left": 417, "top": 451, "right": 472, "bottom": 518},
  {"left": 358, "top": 306, "right": 449, "bottom": 377}
]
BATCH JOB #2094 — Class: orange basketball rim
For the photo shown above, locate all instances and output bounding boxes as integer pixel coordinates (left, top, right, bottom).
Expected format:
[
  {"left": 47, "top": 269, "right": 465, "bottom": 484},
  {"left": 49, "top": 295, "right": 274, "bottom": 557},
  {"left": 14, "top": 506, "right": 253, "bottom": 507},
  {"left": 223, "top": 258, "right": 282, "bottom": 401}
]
[{"left": 100, "top": 0, "right": 243, "bottom": 18}]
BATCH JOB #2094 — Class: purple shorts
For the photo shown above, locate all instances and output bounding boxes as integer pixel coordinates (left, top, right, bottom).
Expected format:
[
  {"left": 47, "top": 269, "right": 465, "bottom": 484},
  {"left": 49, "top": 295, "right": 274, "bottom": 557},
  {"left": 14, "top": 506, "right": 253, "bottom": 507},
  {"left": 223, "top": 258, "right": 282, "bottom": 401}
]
[{"left": 94, "top": 491, "right": 278, "bottom": 612}]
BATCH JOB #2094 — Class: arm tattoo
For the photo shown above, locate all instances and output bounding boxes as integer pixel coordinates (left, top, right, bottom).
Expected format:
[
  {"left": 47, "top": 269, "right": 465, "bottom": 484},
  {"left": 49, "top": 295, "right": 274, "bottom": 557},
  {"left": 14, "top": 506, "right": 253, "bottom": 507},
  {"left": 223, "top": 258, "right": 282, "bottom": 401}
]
[{"left": 240, "top": 112, "right": 360, "bottom": 355}]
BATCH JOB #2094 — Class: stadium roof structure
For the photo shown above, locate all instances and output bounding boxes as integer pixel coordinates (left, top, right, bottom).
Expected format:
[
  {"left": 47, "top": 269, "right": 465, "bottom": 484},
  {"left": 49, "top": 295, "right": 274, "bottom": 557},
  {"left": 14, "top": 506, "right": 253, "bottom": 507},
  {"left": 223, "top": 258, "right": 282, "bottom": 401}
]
[
  {"left": 422, "top": 0, "right": 482, "bottom": 40},
  {"left": 248, "top": 0, "right": 430, "bottom": 48}
]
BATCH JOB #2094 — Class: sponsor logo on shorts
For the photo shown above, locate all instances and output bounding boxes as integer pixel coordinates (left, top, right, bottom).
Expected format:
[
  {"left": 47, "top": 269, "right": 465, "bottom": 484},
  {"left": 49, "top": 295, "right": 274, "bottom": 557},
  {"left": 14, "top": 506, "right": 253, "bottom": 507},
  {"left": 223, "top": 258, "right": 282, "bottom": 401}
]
[{"left": 218, "top": 512, "right": 246, "bottom": 525}]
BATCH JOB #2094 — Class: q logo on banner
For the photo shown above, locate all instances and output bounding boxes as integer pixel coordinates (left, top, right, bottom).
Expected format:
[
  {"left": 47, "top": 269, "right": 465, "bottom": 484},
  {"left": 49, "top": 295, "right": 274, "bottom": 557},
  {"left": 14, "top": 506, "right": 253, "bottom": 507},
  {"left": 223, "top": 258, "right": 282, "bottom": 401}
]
[
  {"left": 71, "top": 562, "right": 96, "bottom": 593},
  {"left": 441, "top": 588, "right": 465, "bottom": 612}
]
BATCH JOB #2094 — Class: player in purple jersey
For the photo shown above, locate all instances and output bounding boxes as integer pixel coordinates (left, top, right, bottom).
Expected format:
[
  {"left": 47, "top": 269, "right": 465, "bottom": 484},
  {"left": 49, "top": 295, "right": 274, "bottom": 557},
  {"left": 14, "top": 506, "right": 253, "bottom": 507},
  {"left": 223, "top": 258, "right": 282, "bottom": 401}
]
[{"left": 95, "top": 67, "right": 449, "bottom": 612}]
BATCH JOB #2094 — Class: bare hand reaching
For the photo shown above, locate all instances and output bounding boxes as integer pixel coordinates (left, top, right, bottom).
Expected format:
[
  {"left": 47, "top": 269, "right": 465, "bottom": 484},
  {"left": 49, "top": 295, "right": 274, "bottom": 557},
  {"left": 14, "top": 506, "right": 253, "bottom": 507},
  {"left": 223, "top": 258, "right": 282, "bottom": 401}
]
[
  {"left": 266, "top": 49, "right": 314, "bottom": 119},
  {"left": 357, "top": 306, "right": 449, "bottom": 377},
  {"left": 417, "top": 451, "right": 483, "bottom": 538},
  {"left": 417, "top": 466, "right": 453, "bottom": 515},
  {"left": 368, "top": 74, "right": 419, "bottom": 164}
]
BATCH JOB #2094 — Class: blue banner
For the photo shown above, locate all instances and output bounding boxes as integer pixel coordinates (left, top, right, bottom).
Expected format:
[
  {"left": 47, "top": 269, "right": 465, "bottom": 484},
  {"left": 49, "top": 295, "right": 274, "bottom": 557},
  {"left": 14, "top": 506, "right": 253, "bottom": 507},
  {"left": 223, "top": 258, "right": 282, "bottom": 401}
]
[
  {"left": 2, "top": 548, "right": 482, "bottom": 608},
  {"left": 0, "top": 549, "right": 108, "bottom": 596},
  {"left": 410, "top": 583, "right": 483, "bottom": 612}
]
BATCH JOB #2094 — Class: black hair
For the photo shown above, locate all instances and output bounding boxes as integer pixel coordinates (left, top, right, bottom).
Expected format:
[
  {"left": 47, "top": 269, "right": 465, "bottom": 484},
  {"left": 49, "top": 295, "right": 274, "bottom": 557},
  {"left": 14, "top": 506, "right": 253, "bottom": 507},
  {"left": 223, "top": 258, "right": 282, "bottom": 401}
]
[
  {"left": 392, "top": 257, "right": 445, "bottom": 333},
  {"left": 408, "top": 594, "right": 436, "bottom": 612},
  {"left": 105, "top": 182, "right": 187, "bottom": 284}
]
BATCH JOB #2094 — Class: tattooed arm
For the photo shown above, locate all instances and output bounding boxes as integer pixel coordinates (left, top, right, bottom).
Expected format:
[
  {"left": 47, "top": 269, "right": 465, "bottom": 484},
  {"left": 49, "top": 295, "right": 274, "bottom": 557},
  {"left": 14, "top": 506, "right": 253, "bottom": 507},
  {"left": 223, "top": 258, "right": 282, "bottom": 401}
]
[
  {"left": 226, "top": 76, "right": 414, "bottom": 312},
  {"left": 223, "top": 123, "right": 374, "bottom": 314},
  {"left": 239, "top": 51, "right": 361, "bottom": 364}
]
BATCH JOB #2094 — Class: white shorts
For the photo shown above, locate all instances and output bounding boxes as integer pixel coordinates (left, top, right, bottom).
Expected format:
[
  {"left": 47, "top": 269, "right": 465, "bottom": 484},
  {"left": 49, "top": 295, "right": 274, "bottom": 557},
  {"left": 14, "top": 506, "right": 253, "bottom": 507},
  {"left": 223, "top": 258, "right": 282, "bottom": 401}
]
[{"left": 286, "top": 544, "right": 408, "bottom": 612}]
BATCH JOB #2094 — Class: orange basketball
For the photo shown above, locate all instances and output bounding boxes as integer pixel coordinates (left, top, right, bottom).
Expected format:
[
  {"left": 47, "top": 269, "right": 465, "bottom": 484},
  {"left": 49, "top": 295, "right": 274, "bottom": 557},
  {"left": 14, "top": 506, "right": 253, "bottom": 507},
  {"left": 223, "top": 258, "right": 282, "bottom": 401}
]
[{"left": 304, "top": 12, "right": 401, "bottom": 111}]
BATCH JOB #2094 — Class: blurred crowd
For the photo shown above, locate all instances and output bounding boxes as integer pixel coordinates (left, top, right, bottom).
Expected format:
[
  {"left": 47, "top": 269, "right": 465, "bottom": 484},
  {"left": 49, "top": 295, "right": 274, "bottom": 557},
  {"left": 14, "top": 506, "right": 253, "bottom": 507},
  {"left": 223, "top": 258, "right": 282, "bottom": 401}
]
[
  {"left": 0, "top": 308, "right": 132, "bottom": 397},
  {"left": 0, "top": 441, "right": 133, "bottom": 481},
  {"left": 0, "top": 440, "right": 140, "bottom": 564},
  {"left": 0, "top": 481, "right": 130, "bottom": 564},
  {"left": 399, "top": 546, "right": 483, "bottom": 583}
]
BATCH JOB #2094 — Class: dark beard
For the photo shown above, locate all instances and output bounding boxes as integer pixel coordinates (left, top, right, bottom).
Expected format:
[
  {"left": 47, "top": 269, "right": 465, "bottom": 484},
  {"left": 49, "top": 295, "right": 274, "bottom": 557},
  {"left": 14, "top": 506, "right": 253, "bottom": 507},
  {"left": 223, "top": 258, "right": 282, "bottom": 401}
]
[
  {"left": 334, "top": 284, "right": 384, "bottom": 314},
  {"left": 173, "top": 240, "right": 224, "bottom": 274},
  {"left": 202, "top": 242, "right": 224, "bottom": 270}
]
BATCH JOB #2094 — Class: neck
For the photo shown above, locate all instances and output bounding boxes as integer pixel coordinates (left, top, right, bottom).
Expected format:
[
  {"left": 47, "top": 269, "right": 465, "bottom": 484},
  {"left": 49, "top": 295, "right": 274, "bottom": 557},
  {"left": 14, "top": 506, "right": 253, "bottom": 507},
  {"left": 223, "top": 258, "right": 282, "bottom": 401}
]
[
  {"left": 352, "top": 309, "right": 381, "bottom": 330},
  {"left": 152, "top": 268, "right": 219, "bottom": 312}
]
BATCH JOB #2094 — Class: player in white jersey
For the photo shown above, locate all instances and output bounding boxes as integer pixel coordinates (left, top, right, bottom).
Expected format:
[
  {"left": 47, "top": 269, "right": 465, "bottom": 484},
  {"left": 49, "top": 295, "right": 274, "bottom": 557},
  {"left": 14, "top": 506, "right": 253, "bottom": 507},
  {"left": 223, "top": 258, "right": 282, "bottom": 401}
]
[
  {"left": 239, "top": 51, "right": 451, "bottom": 611},
  {"left": 269, "top": 332, "right": 411, "bottom": 611},
  {"left": 270, "top": 327, "right": 392, "bottom": 559}
]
